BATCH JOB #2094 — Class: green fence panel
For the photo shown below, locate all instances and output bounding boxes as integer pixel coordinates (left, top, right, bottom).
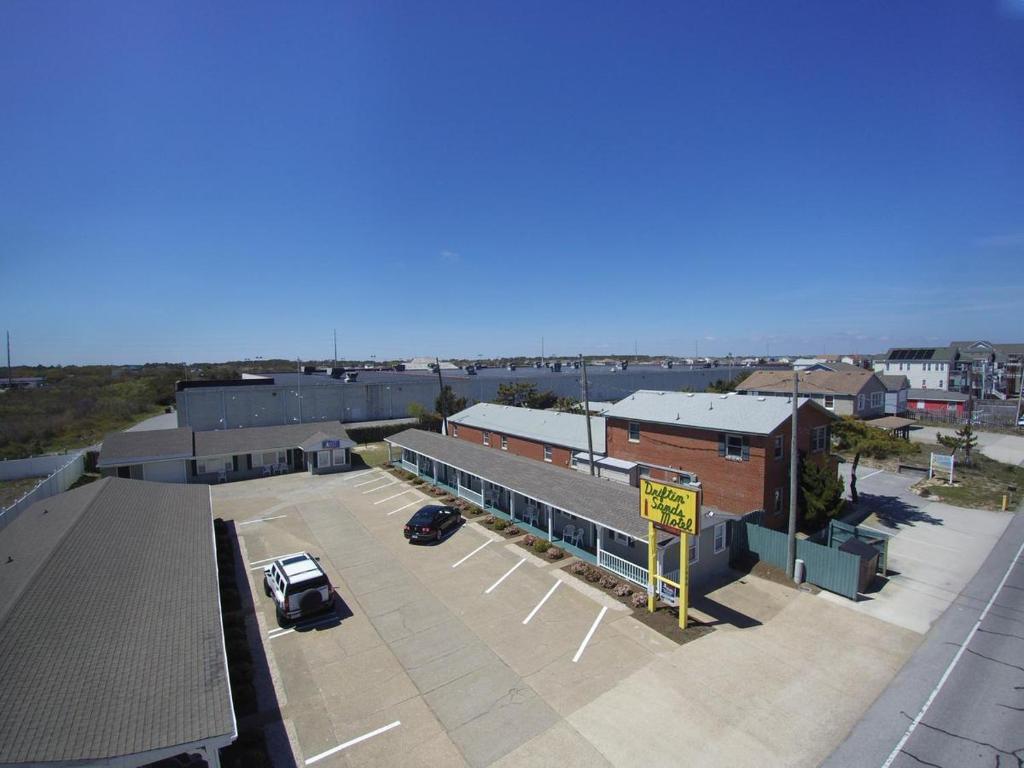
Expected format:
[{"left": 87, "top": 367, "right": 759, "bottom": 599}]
[
  {"left": 797, "top": 538, "right": 860, "bottom": 600},
  {"left": 827, "top": 520, "right": 890, "bottom": 575}
]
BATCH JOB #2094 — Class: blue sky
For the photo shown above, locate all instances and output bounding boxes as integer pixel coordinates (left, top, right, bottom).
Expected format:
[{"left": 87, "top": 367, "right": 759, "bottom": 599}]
[{"left": 1, "top": 1, "right": 1022, "bottom": 365}]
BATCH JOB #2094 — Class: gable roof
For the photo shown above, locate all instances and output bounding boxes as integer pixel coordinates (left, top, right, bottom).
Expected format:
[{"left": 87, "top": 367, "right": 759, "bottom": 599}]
[
  {"left": 97, "top": 427, "right": 194, "bottom": 467},
  {"left": 878, "top": 375, "right": 910, "bottom": 392},
  {"left": 906, "top": 388, "right": 970, "bottom": 403},
  {"left": 0, "top": 478, "right": 235, "bottom": 763},
  {"left": 601, "top": 391, "right": 831, "bottom": 435},
  {"left": 448, "top": 403, "right": 606, "bottom": 453},
  {"left": 737, "top": 369, "right": 882, "bottom": 398}
]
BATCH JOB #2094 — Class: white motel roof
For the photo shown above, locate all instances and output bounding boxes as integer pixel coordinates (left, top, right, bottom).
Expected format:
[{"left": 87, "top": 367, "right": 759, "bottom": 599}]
[
  {"left": 448, "top": 403, "right": 607, "bottom": 453},
  {"left": 601, "top": 390, "right": 827, "bottom": 435}
]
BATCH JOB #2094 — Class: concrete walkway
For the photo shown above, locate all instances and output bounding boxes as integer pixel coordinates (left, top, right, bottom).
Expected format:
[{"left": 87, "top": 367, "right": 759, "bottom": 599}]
[{"left": 126, "top": 411, "right": 178, "bottom": 431}]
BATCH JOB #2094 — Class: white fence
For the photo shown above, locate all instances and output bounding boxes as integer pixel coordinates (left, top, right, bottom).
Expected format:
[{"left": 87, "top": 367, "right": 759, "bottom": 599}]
[
  {"left": 0, "top": 452, "right": 80, "bottom": 481},
  {"left": 599, "top": 549, "right": 648, "bottom": 587},
  {"left": 0, "top": 451, "right": 86, "bottom": 531}
]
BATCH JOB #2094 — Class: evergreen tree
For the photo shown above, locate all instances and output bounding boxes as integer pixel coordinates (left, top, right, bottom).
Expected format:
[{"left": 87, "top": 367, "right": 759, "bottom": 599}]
[{"left": 798, "top": 456, "right": 845, "bottom": 531}]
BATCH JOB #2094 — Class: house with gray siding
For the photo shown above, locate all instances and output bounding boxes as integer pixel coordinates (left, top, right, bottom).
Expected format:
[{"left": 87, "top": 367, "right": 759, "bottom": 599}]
[{"left": 737, "top": 368, "right": 887, "bottom": 419}]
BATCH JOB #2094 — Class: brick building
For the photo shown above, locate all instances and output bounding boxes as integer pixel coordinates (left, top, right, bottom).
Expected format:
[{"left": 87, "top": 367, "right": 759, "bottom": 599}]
[
  {"left": 447, "top": 403, "right": 605, "bottom": 470},
  {"left": 602, "top": 391, "right": 838, "bottom": 526}
]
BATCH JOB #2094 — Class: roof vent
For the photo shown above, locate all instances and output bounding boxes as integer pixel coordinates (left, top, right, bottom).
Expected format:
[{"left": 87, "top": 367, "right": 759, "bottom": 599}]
[
  {"left": 708, "top": 402, "right": 713, "bottom": 410},
  {"left": 686, "top": 392, "right": 695, "bottom": 397},
  {"left": 719, "top": 394, "right": 729, "bottom": 399},
  {"left": 676, "top": 413, "right": 680, "bottom": 420}
]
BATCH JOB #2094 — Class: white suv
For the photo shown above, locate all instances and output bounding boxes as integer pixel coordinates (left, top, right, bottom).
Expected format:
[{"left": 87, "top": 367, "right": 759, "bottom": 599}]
[{"left": 263, "top": 552, "right": 333, "bottom": 623}]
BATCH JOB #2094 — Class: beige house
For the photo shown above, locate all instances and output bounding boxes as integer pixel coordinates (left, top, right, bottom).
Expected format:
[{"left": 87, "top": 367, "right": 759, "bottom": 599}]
[{"left": 736, "top": 368, "right": 887, "bottom": 419}]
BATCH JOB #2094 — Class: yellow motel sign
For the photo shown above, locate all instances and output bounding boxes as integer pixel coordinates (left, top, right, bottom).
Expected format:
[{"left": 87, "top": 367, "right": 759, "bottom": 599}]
[
  {"left": 639, "top": 478, "right": 700, "bottom": 535},
  {"left": 639, "top": 479, "right": 701, "bottom": 630}
]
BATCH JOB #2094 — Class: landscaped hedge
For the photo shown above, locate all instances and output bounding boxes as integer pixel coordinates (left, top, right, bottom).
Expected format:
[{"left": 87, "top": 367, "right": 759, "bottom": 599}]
[{"left": 346, "top": 422, "right": 414, "bottom": 444}]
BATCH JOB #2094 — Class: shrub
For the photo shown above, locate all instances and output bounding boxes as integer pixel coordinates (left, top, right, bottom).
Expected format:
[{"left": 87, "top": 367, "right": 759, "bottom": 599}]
[
  {"left": 614, "top": 583, "right": 634, "bottom": 597},
  {"left": 629, "top": 591, "right": 648, "bottom": 609},
  {"left": 504, "top": 525, "right": 522, "bottom": 537},
  {"left": 492, "top": 519, "right": 508, "bottom": 531},
  {"left": 584, "top": 568, "right": 602, "bottom": 583},
  {"left": 599, "top": 575, "right": 618, "bottom": 590},
  {"left": 546, "top": 547, "right": 565, "bottom": 560},
  {"left": 522, "top": 534, "right": 538, "bottom": 547},
  {"left": 482, "top": 515, "right": 497, "bottom": 526},
  {"left": 532, "top": 539, "right": 552, "bottom": 554},
  {"left": 568, "top": 560, "right": 589, "bottom": 575}
]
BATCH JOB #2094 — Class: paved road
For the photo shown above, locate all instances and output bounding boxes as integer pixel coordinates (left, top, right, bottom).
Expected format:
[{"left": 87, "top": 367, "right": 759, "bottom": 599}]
[
  {"left": 822, "top": 508, "right": 1024, "bottom": 768},
  {"left": 909, "top": 425, "right": 1024, "bottom": 466}
]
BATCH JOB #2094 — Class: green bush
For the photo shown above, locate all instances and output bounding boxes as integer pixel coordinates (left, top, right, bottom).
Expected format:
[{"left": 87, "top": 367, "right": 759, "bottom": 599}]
[
  {"left": 532, "top": 539, "right": 552, "bottom": 553},
  {"left": 492, "top": 519, "right": 508, "bottom": 531}
]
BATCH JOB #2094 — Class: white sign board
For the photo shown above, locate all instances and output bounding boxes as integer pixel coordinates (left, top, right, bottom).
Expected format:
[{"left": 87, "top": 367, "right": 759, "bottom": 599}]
[{"left": 929, "top": 452, "right": 955, "bottom": 483}]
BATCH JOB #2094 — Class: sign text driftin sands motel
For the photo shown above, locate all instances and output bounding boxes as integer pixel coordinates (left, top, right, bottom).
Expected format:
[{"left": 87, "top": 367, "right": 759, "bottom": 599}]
[{"left": 639, "top": 478, "right": 699, "bottom": 535}]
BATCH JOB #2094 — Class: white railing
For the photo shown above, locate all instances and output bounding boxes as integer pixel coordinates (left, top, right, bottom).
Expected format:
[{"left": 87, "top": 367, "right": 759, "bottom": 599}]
[
  {"left": 599, "top": 550, "right": 648, "bottom": 587},
  {"left": 401, "top": 459, "right": 418, "bottom": 474},
  {"left": 458, "top": 485, "right": 484, "bottom": 506},
  {"left": 0, "top": 451, "right": 86, "bottom": 532}
]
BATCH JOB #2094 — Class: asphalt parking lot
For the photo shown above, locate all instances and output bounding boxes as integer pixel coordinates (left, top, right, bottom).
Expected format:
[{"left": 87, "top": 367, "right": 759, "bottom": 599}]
[{"left": 216, "top": 468, "right": 673, "bottom": 768}]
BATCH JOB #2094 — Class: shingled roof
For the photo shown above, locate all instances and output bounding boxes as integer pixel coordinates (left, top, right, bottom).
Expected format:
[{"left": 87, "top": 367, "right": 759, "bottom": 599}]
[
  {"left": 737, "top": 368, "right": 882, "bottom": 397},
  {"left": 97, "top": 427, "right": 194, "bottom": 467},
  {"left": 0, "top": 478, "right": 235, "bottom": 764}
]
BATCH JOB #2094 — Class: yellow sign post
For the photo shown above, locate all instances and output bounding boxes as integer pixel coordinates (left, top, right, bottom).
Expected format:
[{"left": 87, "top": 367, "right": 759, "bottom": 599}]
[{"left": 639, "top": 479, "right": 700, "bottom": 631}]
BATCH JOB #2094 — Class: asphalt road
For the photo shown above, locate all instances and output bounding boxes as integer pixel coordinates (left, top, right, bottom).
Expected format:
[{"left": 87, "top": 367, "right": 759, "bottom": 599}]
[{"left": 822, "top": 508, "right": 1024, "bottom": 768}]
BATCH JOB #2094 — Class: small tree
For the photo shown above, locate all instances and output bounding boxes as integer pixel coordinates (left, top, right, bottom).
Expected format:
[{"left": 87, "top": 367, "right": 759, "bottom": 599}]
[
  {"left": 937, "top": 422, "right": 978, "bottom": 467},
  {"left": 798, "top": 456, "right": 845, "bottom": 531},
  {"left": 495, "top": 381, "right": 537, "bottom": 407},
  {"left": 705, "top": 375, "right": 744, "bottom": 394},
  {"left": 554, "top": 396, "right": 580, "bottom": 412},
  {"left": 435, "top": 385, "right": 467, "bottom": 417},
  {"left": 833, "top": 416, "right": 917, "bottom": 503}
]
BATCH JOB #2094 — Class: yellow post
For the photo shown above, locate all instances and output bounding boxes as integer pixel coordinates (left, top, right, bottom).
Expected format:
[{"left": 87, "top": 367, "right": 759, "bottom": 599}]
[
  {"left": 679, "top": 533, "right": 690, "bottom": 630},
  {"left": 1003, "top": 494, "right": 1009, "bottom": 512},
  {"left": 647, "top": 520, "right": 657, "bottom": 612}
]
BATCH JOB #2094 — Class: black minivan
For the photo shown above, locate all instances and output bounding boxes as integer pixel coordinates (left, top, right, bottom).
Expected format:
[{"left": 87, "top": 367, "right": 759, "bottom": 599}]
[{"left": 404, "top": 505, "right": 463, "bottom": 543}]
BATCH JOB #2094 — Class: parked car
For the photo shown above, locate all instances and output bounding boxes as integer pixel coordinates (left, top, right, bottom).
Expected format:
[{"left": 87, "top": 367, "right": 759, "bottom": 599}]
[
  {"left": 263, "top": 552, "right": 333, "bottom": 623},
  {"left": 404, "top": 505, "right": 463, "bottom": 543}
]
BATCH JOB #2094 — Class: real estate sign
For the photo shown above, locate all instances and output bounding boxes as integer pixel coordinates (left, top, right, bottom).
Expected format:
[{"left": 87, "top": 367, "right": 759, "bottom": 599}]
[{"left": 639, "top": 478, "right": 700, "bottom": 535}]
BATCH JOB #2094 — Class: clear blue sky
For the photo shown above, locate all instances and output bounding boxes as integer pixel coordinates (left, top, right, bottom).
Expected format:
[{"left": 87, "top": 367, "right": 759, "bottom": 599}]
[{"left": 2, "top": 1, "right": 1022, "bottom": 365}]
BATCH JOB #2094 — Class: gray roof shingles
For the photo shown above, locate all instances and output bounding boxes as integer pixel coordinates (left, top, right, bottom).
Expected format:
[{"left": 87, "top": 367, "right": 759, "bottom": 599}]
[
  {"left": 389, "top": 429, "right": 652, "bottom": 538},
  {"left": 194, "top": 422, "right": 353, "bottom": 457},
  {"left": 0, "top": 478, "right": 234, "bottom": 763},
  {"left": 97, "top": 427, "right": 195, "bottom": 466}
]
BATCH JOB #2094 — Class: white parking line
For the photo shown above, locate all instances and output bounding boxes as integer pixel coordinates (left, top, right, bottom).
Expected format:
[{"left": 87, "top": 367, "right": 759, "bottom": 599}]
[
  {"left": 373, "top": 489, "right": 415, "bottom": 505},
  {"left": 452, "top": 539, "right": 492, "bottom": 568},
  {"left": 362, "top": 480, "right": 398, "bottom": 494},
  {"left": 523, "top": 579, "right": 562, "bottom": 624},
  {"left": 572, "top": 606, "right": 608, "bottom": 663},
  {"left": 248, "top": 554, "right": 290, "bottom": 566},
  {"left": 238, "top": 515, "right": 288, "bottom": 526},
  {"left": 267, "top": 614, "right": 338, "bottom": 639},
  {"left": 304, "top": 721, "right": 402, "bottom": 765},
  {"left": 387, "top": 499, "right": 422, "bottom": 516},
  {"left": 485, "top": 558, "right": 527, "bottom": 594},
  {"left": 339, "top": 470, "right": 379, "bottom": 483},
  {"left": 353, "top": 475, "right": 387, "bottom": 487},
  {"left": 860, "top": 468, "right": 885, "bottom": 481}
]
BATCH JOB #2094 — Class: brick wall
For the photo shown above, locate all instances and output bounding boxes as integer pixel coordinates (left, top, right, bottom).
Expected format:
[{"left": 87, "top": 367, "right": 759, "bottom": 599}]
[{"left": 450, "top": 423, "right": 574, "bottom": 469}]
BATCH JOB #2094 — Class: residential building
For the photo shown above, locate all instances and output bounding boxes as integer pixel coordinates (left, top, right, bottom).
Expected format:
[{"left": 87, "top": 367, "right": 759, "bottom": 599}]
[
  {"left": 872, "top": 347, "right": 957, "bottom": 390},
  {"left": 0, "top": 478, "right": 235, "bottom": 766},
  {"left": 98, "top": 422, "right": 355, "bottom": 483},
  {"left": 387, "top": 428, "right": 738, "bottom": 599},
  {"left": 878, "top": 375, "right": 910, "bottom": 416},
  {"left": 600, "top": 391, "right": 837, "bottom": 525},
  {"left": 948, "top": 340, "right": 1024, "bottom": 398},
  {"left": 736, "top": 368, "right": 887, "bottom": 419},
  {"left": 907, "top": 388, "right": 970, "bottom": 417},
  {"left": 447, "top": 403, "right": 606, "bottom": 471}
]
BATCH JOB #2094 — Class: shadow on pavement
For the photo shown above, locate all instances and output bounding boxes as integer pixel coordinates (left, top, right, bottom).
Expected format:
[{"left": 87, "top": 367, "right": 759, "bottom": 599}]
[
  {"left": 688, "top": 569, "right": 765, "bottom": 629},
  {"left": 859, "top": 493, "right": 944, "bottom": 530}
]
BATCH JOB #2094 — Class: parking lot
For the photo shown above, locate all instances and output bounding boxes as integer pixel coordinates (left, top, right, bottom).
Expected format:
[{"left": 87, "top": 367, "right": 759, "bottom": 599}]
[{"left": 216, "top": 468, "right": 675, "bottom": 768}]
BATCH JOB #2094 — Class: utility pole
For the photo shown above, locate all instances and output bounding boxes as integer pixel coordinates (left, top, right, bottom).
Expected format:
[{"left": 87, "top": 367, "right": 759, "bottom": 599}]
[
  {"left": 333, "top": 329, "right": 338, "bottom": 369},
  {"left": 5, "top": 331, "right": 10, "bottom": 388},
  {"left": 580, "top": 354, "right": 595, "bottom": 476},
  {"left": 541, "top": 336, "right": 545, "bottom": 368},
  {"left": 297, "top": 358, "right": 302, "bottom": 423},
  {"left": 435, "top": 357, "right": 447, "bottom": 433},
  {"left": 786, "top": 369, "right": 799, "bottom": 579}
]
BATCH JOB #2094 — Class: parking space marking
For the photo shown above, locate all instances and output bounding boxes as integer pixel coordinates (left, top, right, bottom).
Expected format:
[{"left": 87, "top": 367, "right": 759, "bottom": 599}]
[
  {"left": 248, "top": 554, "right": 290, "bottom": 566},
  {"left": 267, "top": 614, "right": 339, "bottom": 639},
  {"left": 304, "top": 720, "right": 402, "bottom": 765},
  {"left": 523, "top": 579, "right": 563, "bottom": 624},
  {"left": 373, "top": 488, "right": 415, "bottom": 505},
  {"left": 362, "top": 480, "right": 398, "bottom": 494},
  {"left": 860, "top": 468, "right": 885, "bottom": 481},
  {"left": 353, "top": 475, "right": 388, "bottom": 487},
  {"left": 484, "top": 557, "right": 527, "bottom": 594},
  {"left": 452, "top": 539, "right": 492, "bottom": 568},
  {"left": 238, "top": 514, "right": 288, "bottom": 526},
  {"left": 572, "top": 606, "right": 608, "bottom": 663},
  {"left": 338, "top": 469, "right": 380, "bottom": 483},
  {"left": 387, "top": 499, "right": 422, "bottom": 516}
]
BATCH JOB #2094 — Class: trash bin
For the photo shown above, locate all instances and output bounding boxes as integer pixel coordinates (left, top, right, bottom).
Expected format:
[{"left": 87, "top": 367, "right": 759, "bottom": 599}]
[{"left": 794, "top": 558, "right": 805, "bottom": 584}]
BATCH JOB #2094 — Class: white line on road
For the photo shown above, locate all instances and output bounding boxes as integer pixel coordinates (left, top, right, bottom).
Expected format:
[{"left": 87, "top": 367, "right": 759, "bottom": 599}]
[
  {"left": 267, "top": 615, "right": 339, "bottom": 639},
  {"left": 374, "top": 489, "right": 415, "bottom": 505},
  {"left": 523, "top": 579, "right": 562, "bottom": 624},
  {"left": 248, "top": 554, "right": 289, "bottom": 566},
  {"left": 485, "top": 558, "right": 527, "bottom": 594},
  {"left": 387, "top": 499, "right": 422, "bottom": 516},
  {"left": 452, "top": 539, "right": 492, "bottom": 568},
  {"left": 304, "top": 721, "right": 402, "bottom": 765},
  {"left": 572, "top": 606, "right": 608, "bottom": 663},
  {"left": 880, "top": 538, "right": 1024, "bottom": 768},
  {"left": 362, "top": 480, "right": 398, "bottom": 494},
  {"left": 238, "top": 515, "right": 288, "bottom": 526},
  {"left": 339, "top": 470, "right": 379, "bottom": 483},
  {"left": 352, "top": 475, "right": 387, "bottom": 487},
  {"left": 860, "top": 469, "right": 885, "bottom": 481}
]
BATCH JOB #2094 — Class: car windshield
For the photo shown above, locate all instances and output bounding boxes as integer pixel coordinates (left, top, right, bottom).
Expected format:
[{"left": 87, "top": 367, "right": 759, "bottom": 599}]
[{"left": 410, "top": 507, "right": 440, "bottom": 523}]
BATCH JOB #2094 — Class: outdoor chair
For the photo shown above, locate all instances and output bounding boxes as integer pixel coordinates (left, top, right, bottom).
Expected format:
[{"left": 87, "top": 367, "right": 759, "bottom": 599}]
[
  {"left": 261, "top": 465, "right": 272, "bottom": 477},
  {"left": 561, "top": 524, "right": 576, "bottom": 545},
  {"left": 216, "top": 471, "right": 227, "bottom": 484}
]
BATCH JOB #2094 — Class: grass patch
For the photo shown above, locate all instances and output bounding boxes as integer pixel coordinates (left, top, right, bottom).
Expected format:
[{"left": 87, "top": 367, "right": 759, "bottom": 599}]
[
  {"left": 910, "top": 446, "right": 1024, "bottom": 510},
  {"left": 351, "top": 441, "right": 393, "bottom": 467},
  {"left": 0, "top": 476, "right": 45, "bottom": 509}
]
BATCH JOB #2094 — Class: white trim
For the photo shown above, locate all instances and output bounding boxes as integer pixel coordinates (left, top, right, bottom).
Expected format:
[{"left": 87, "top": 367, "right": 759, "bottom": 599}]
[
  {"left": 713, "top": 522, "right": 727, "bottom": 554},
  {"left": 361, "top": 479, "right": 398, "bottom": 494},
  {"left": 238, "top": 515, "right": 288, "bottom": 526},
  {"left": 209, "top": 486, "right": 238, "bottom": 753},
  {"left": 387, "top": 499, "right": 421, "bottom": 516}
]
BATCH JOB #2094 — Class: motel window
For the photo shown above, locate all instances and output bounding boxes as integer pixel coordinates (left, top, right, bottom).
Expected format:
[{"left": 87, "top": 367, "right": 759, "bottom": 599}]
[
  {"left": 198, "top": 456, "right": 232, "bottom": 475},
  {"left": 811, "top": 426, "right": 828, "bottom": 453},
  {"left": 823, "top": 394, "right": 835, "bottom": 410},
  {"left": 774, "top": 488, "right": 783, "bottom": 514},
  {"left": 252, "top": 450, "right": 286, "bottom": 468},
  {"left": 500, "top": 435, "right": 508, "bottom": 450},
  {"left": 722, "top": 433, "right": 747, "bottom": 460},
  {"left": 922, "top": 379, "right": 927, "bottom": 388},
  {"left": 714, "top": 523, "right": 728, "bottom": 554},
  {"left": 628, "top": 421, "right": 640, "bottom": 442},
  {"left": 332, "top": 449, "right": 347, "bottom": 466},
  {"left": 452, "top": 424, "right": 459, "bottom": 437},
  {"left": 543, "top": 445, "right": 553, "bottom": 462},
  {"left": 482, "top": 431, "right": 490, "bottom": 446},
  {"left": 774, "top": 435, "right": 784, "bottom": 460},
  {"left": 688, "top": 537, "right": 698, "bottom": 565}
]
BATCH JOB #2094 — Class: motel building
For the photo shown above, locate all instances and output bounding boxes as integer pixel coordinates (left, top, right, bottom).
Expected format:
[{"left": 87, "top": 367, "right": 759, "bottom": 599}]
[{"left": 386, "top": 428, "right": 738, "bottom": 602}]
